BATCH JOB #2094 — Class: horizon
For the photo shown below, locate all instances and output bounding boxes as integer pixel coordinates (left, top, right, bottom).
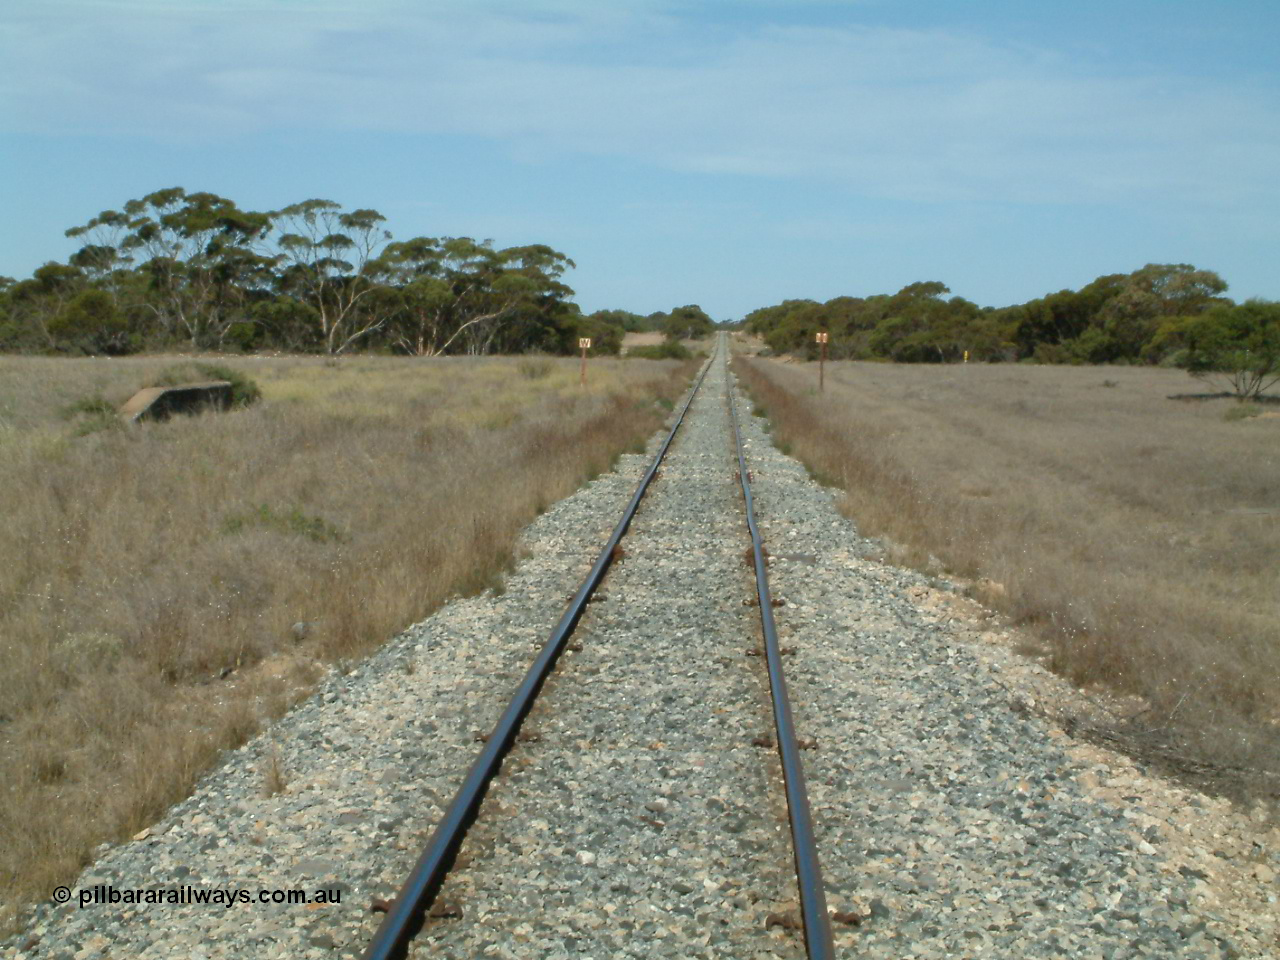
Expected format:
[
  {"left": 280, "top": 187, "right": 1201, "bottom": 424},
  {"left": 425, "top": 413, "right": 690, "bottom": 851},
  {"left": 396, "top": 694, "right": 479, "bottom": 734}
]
[{"left": 3, "top": 0, "right": 1278, "bottom": 320}]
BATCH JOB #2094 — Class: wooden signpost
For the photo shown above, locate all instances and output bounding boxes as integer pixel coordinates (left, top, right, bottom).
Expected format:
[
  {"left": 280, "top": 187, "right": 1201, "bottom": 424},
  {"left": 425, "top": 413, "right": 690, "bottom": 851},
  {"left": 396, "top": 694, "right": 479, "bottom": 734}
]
[
  {"left": 815, "top": 331, "right": 828, "bottom": 392},
  {"left": 579, "top": 338, "right": 592, "bottom": 386}
]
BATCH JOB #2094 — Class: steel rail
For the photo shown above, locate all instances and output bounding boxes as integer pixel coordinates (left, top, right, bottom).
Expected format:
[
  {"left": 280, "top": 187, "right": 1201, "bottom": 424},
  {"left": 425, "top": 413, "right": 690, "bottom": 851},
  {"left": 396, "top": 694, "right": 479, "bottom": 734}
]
[
  {"left": 726, "top": 355, "right": 836, "bottom": 960},
  {"left": 362, "top": 351, "right": 716, "bottom": 960}
]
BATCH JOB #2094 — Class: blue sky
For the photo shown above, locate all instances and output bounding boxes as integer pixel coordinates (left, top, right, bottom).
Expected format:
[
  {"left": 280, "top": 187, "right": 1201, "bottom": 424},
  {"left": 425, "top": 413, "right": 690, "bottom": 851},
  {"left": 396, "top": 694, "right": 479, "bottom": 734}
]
[{"left": 2, "top": 0, "right": 1277, "bottom": 319}]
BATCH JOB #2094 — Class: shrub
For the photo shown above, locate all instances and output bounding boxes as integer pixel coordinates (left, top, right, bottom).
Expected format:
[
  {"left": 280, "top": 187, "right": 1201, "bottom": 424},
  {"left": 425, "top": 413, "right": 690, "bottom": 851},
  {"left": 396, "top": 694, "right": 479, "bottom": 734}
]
[
  {"left": 150, "top": 362, "right": 262, "bottom": 407},
  {"left": 223, "top": 321, "right": 260, "bottom": 353},
  {"left": 1031, "top": 342, "right": 1070, "bottom": 364},
  {"left": 49, "top": 290, "right": 134, "bottom": 356},
  {"left": 1183, "top": 300, "right": 1280, "bottom": 401},
  {"left": 1065, "top": 328, "right": 1118, "bottom": 365},
  {"left": 629, "top": 339, "right": 692, "bottom": 360},
  {"left": 662, "top": 304, "right": 715, "bottom": 341}
]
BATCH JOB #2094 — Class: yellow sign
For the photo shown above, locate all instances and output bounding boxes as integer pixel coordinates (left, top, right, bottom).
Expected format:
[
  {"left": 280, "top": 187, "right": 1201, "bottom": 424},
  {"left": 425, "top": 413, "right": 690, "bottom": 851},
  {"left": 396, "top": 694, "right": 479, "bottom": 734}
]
[
  {"left": 579, "top": 338, "right": 592, "bottom": 349},
  {"left": 815, "top": 332, "right": 828, "bottom": 344}
]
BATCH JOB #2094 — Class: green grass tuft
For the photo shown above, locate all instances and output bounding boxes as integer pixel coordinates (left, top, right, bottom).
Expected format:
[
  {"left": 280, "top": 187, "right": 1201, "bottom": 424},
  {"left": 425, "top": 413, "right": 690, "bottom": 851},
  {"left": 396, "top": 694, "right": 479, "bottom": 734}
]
[{"left": 223, "top": 504, "right": 345, "bottom": 543}]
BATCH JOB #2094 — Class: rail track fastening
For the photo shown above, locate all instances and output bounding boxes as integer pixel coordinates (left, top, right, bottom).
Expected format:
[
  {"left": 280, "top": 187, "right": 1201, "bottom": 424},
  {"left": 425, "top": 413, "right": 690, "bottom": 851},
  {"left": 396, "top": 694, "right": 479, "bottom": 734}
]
[
  {"left": 362, "top": 354, "right": 714, "bottom": 960},
  {"left": 727, "top": 363, "right": 836, "bottom": 959}
]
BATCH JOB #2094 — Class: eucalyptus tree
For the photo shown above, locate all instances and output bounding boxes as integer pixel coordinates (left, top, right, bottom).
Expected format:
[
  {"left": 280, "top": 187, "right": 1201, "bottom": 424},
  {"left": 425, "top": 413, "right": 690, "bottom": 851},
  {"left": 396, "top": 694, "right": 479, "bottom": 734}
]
[
  {"left": 587, "top": 309, "right": 649, "bottom": 332},
  {"left": 475, "top": 243, "right": 575, "bottom": 355},
  {"left": 63, "top": 207, "right": 134, "bottom": 299},
  {"left": 270, "top": 199, "right": 395, "bottom": 354},
  {"left": 1097, "top": 264, "right": 1229, "bottom": 361},
  {"left": 12, "top": 186, "right": 590, "bottom": 356},
  {"left": 663, "top": 304, "right": 714, "bottom": 341},
  {"left": 1180, "top": 300, "right": 1280, "bottom": 400},
  {"left": 380, "top": 237, "right": 575, "bottom": 356},
  {"left": 3, "top": 263, "right": 86, "bottom": 350},
  {"left": 65, "top": 188, "right": 273, "bottom": 348}
]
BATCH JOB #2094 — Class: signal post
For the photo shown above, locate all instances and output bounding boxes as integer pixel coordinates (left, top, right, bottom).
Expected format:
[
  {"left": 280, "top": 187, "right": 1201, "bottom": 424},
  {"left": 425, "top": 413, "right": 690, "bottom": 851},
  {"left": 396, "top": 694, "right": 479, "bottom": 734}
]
[
  {"left": 815, "top": 331, "right": 828, "bottom": 392},
  {"left": 579, "top": 337, "right": 592, "bottom": 386}
]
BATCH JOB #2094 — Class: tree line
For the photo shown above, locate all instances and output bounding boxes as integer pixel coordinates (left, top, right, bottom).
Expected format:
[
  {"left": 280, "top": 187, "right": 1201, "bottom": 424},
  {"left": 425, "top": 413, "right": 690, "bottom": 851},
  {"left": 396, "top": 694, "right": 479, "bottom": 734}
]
[
  {"left": 742, "top": 265, "right": 1280, "bottom": 397},
  {"left": 0, "top": 187, "right": 715, "bottom": 358}
]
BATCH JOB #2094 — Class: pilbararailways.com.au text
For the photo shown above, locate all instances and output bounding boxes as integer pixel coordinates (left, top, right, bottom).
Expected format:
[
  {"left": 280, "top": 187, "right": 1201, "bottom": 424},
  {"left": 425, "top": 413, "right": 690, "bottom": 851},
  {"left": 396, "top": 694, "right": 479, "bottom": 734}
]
[{"left": 55, "top": 884, "right": 342, "bottom": 910}]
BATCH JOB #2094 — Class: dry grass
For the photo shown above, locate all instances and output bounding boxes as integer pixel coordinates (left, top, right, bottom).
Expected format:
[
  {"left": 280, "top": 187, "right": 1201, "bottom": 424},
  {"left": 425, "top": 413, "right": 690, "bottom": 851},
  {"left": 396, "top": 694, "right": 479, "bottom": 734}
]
[
  {"left": 0, "top": 353, "right": 693, "bottom": 921},
  {"left": 621, "top": 333, "right": 713, "bottom": 355},
  {"left": 734, "top": 352, "right": 1280, "bottom": 801},
  {"left": 622, "top": 331, "right": 666, "bottom": 352}
]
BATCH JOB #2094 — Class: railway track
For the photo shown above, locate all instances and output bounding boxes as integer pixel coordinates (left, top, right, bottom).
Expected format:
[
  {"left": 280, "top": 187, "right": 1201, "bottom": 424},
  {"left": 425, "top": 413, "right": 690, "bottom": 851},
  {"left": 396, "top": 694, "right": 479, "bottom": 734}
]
[
  {"left": 12, "top": 338, "right": 1261, "bottom": 959},
  {"left": 364, "top": 334, "right": 835, "bottom": 959}
]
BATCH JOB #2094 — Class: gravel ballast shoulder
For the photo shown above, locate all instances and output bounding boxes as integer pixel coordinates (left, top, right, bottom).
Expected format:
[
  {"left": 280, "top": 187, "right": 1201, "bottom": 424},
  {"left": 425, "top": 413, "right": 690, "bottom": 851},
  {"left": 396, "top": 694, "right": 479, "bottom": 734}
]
[{"left": 5, "top": 336, "right": 1275, "bottom": 959}]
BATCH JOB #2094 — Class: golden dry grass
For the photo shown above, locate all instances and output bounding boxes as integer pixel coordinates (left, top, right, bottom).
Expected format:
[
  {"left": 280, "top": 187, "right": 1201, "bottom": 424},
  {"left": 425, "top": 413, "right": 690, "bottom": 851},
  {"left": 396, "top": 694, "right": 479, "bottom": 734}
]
[
  {"left": 622, "top": 331, "right": 666, "bottom": 352},
  {"left": 0, "top": 353, "right": 693, "bottom": 920},
  {"left": 621, "top": 333, "right": 713, "bottom": 355},
  {"left": 734, "top": 351, "right": 1280, "bottom": 800}
]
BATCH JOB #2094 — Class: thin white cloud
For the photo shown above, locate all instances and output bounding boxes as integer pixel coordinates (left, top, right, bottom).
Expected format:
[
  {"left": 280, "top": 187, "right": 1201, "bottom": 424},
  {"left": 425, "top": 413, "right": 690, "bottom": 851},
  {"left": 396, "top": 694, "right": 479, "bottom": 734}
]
[{"left": 2, "top": 0, "right": 1277, "bottom": 210}]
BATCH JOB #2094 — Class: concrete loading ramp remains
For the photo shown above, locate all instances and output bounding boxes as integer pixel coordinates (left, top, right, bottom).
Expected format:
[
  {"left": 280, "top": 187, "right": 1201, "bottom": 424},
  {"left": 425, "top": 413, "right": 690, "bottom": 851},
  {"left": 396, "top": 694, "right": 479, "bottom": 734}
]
[{"left": 118, "top": 381, "right": 234, "bottom": 423}]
